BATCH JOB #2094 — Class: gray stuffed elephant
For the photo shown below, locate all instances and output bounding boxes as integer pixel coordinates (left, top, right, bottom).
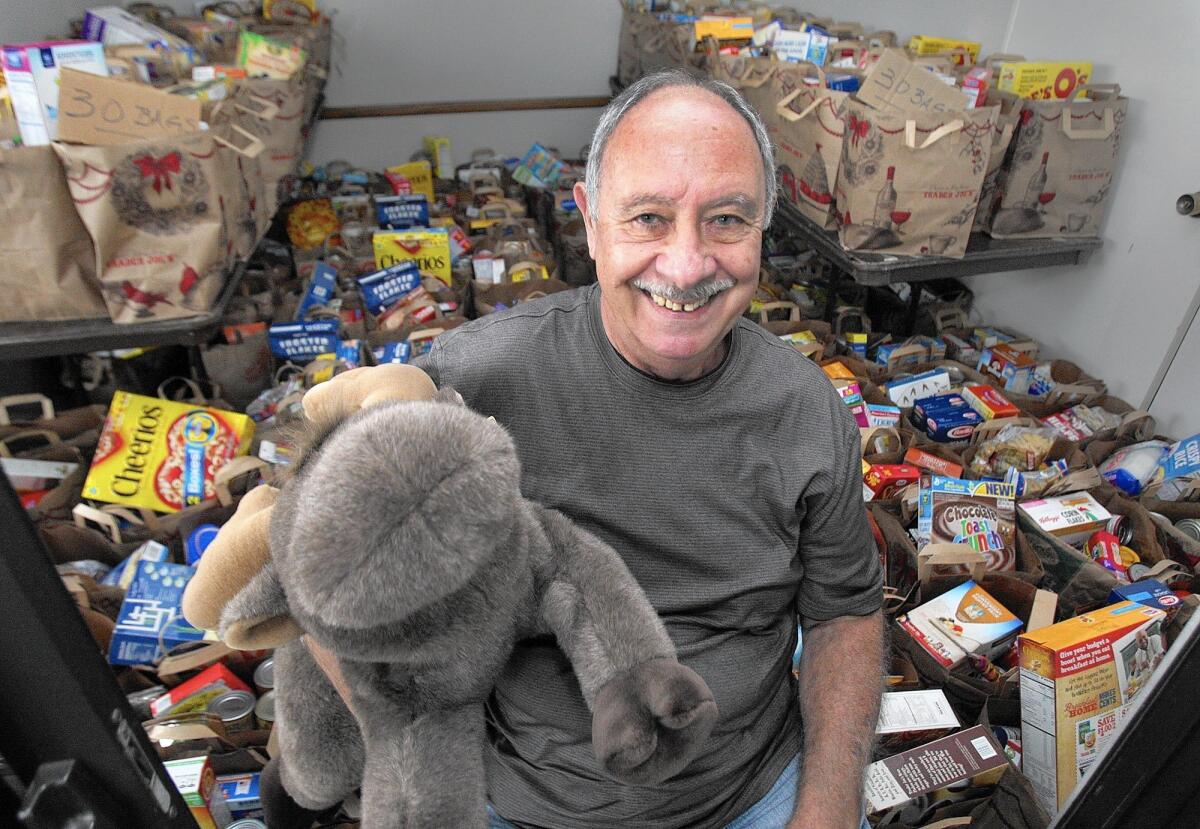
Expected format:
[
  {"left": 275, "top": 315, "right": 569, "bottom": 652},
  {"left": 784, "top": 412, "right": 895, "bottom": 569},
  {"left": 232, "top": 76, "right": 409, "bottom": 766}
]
[{"left": 182, "top": 365, "right": 718, "bottom": 828}]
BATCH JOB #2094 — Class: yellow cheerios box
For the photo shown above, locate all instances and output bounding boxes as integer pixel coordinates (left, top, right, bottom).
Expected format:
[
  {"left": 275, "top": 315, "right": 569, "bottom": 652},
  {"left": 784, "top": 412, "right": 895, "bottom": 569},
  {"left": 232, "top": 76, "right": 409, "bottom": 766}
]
[
  {"left": 82, "top": 392, "right": 254, "bottom": 513},
  {"left": 372, "top": 229, "right": 452, "bottom": 286},
  {"left": 996, "top": 61, "right": 1093, "bottom": 100}
]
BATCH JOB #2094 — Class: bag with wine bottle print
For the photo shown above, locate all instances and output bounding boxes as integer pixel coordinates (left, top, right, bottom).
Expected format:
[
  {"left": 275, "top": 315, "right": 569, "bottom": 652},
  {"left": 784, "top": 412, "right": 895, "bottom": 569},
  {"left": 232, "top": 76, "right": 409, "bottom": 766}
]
[
  {"left": 987, "top": 84, "right": 1127, "bottom": 239},
  {"left": 773, "top": 63, "right": 865, "bottom": 229},
  {"left": 834, "top": 97, "right": 999, "bottom": 259},
  {"left": 53, "top": 131, "right": 233, "bottom": 323}
]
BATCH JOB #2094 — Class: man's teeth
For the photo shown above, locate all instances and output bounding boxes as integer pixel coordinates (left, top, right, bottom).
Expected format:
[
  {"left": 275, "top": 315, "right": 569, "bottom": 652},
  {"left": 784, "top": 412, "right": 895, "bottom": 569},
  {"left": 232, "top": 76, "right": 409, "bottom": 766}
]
[{"left": 648, "top": 291, "right": 713, "bottom": 312}]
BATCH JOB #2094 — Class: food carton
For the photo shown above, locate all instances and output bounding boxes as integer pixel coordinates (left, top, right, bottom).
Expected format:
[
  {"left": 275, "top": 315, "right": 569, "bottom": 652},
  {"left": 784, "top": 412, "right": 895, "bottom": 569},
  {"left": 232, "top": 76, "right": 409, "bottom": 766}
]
[
  {"left": 864, "top": 725, "right": 1007, "bottom": 814},
  {"left": 109, "top": 561, "right": 212, "bottom": 666},
  {"left": 978, "top": 343, "right": 1038, "bottom": 394},
  {"left": 372, "top": 228, "right": 452, "bottom": 286},
  {"left": 917, "top": 476, "right": 1017, "bottom": 571},
  {"left": 164, "top": 755, "right": 232, "bottom": 829},
  {"left": 1019, "top": 602, "right": 1167, "bottom": 812},
  {"left": 885, "top": 368, "right": 951, "bottom": 408},
  {"left": 898, "top": 580, "right": 1023, "bottom": 669},
  {"left": 1017, "top": 492, "right": 1112, "bottom": 546}
]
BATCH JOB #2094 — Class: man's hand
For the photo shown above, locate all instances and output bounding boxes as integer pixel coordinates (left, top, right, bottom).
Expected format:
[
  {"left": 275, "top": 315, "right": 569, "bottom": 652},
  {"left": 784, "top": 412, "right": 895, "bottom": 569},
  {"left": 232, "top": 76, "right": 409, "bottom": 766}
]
[{"left": 787, "top": 610, "right": 885, "bottom": 829}]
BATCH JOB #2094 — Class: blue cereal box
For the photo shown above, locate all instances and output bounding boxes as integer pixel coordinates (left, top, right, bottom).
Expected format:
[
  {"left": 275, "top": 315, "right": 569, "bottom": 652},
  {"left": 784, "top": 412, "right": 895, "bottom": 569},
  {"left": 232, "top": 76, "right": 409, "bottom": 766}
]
[
  {"left": 1109, "top": 580, "right": 1185, "bottom": 614},
  {"left": 109, "top": 561, "right": 209, "bottom": 666},
  {"left": 268, "top": 319, "right": 340, "bottom": 362},
  {"left": 376, "top": 194, "right": 430, "bottom": 229},
  {"left": 357, "top": 261, "right": 421, "bottom": 314},
  {"left": 217, "top": 772, "right": 263, "bottom": 819},
  {"left": 372, "top": 342, "right": 412, "bottom": 364},
  {"left": 295, "top": 262, "right": 337, "bottom": 321}
]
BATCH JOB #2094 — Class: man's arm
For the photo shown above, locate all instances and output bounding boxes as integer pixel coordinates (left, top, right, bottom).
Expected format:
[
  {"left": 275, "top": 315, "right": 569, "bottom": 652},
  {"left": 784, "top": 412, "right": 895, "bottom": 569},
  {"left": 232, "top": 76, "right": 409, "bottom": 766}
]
[{"left": 789, "top": 610, "right": 885, "bottom": 829}]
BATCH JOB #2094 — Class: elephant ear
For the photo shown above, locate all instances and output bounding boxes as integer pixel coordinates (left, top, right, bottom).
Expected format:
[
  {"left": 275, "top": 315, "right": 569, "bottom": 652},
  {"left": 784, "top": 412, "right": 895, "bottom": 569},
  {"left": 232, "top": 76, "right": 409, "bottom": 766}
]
[
  {"left": 301, "top": 364, "right": 437, "bottom": 430},
  {"left": 181, "top": 484, "right": 299, "bottom": 648},
  {"left": 220, "top": 559, "right": 303, "bottom": 649}
]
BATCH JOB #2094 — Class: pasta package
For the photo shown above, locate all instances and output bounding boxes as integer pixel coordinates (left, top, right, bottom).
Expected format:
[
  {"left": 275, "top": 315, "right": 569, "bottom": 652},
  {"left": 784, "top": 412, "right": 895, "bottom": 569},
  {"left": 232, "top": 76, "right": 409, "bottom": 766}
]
[{"left": 83, "top": 391, "right": 254, "bottom": 512}]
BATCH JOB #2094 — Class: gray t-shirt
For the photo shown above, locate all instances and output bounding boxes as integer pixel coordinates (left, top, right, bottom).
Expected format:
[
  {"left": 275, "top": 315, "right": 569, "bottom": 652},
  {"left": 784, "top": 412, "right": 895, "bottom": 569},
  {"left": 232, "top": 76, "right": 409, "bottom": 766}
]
[{"left": 417, "top": 284, "right": 881, "bottom": 829}]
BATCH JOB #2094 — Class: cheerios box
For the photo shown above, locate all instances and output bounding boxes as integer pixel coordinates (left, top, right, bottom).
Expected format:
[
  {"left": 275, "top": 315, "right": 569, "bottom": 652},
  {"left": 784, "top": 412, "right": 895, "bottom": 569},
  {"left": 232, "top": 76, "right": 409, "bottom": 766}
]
[
  {"left": 82, "top": 391, "right": 253, "bottom": 512},
  {"left": 1018, "top": 601, "right": 1168, "bottom": 813}
]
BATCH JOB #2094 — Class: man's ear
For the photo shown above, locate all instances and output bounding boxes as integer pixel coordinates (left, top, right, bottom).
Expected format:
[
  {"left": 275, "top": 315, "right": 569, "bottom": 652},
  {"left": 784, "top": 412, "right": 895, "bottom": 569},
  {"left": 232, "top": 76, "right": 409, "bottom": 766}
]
[{"left": 573, "top": 181, "right": 598, "bottom": 260}]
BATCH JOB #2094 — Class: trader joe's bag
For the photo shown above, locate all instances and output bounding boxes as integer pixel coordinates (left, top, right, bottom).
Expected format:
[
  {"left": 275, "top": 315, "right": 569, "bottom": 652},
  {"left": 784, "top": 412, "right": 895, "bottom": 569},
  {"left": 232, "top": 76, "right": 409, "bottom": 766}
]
[
  {"left": 81, "top": 391, "right": 254, "bottom": 513},
  {"left": 54, "top": 132, "right": 230, "bottom": 323},
  {"left": 971, "top": 90, "right": 1021, "bottom": 233},
  {"left": 836, "top": 98, "right": 998, "bottom": 258},
  {"left": 0, "top": 145, "right": 107, "bottom": 321},
  {"left": 232, "top": 78, "right": 305, "bottom": 218},
  {"left": 987, "top": 85, "right": 1127, "bottom": 239},
  {"left": 773, "top": 64, "right": 863, "bottom": 229}
]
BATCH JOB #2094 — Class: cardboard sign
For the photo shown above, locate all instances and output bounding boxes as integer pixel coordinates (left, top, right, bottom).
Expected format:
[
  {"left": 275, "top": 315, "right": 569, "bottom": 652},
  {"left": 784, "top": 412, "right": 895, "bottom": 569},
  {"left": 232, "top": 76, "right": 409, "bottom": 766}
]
[
  {"left": 857, "top": 49, "right": 965, "bottom": 117},
  {"left": 56, "top": 67, "right": 202, "bottom": 144}
]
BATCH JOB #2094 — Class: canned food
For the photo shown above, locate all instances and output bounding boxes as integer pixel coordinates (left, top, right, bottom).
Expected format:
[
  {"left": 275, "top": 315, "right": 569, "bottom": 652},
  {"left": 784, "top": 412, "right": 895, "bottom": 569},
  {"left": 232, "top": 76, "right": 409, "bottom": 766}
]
[
  {"left": 1175, "top": 518, "right": 1200, "bottom": 542},
  {"left": 255, "top": 690, "right": 275, "bottom": 731},
  {"left": 207, "top": 690, "right": 257, "bottom": 733},
  {"left": 253, "top": 657, "right": 275, "bottom": 694},
  {"left": 228, "top": 820, "right": 267, "bottom": 829},
  {"left": 1106, "top": 516, "right": 1134, "bottom": 547}
]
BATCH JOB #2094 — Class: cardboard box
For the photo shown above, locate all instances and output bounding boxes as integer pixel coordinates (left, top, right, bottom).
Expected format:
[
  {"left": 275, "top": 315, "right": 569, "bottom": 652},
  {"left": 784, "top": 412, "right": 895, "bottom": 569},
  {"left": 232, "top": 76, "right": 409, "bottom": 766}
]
[
  {"left": 56, "top": 67, "right": 203, "bottom": 145},
  {"left": 864, "top": 725, "right": 1008, "bottom": 814},
  {"left": 898, "top": 579, "right": 1023, "bottom": 669},
  {"left": 1019, "top": 601, "right": 1168, "bottom": 812},
  {"left": 996, "top": 61, "right": 1093, "bottom": 100},
  {"left": 885, "top": 368, "right": 951, "bottom": 408},
  {"left": 821, "top": 361, "right": 857, "bottom": 381},
  {"left": 1018, "top": 492, "right": 1112, "bottom": 547},
  {"left": 917, "top": 476, "right": 1017, "bottom": 571},
  {"left": 1109, "top": 580, "right": 1186, "bottom": 614},
  {"left": 978, "top": 343, "right": 1038, "bottom": 394},
  {"left": 150, "top": 662, "right": 252, "bottom": 718},
  {"left": 864, "top": 465, "right": 921, "bottom": 500},
  {"left": 693, "top": 16, "right": 754, "bottom": 42},
  {"left": 164, "top": 755, "right": 233, "bottom": 829},
  {"left": 82, "top": 392, "right": 254, "bottom": 512},
  {"left": 856, "top": 48, "right": 966, "bottom": 117},
  {"left": 907, "top": 35, "right": 982, "bottom": 65},
  {"left": 904, "top": 447, "right": 964, "bottom": 479},
  {"left": 109, "top": 561, "right": 212, "bottom": 667},
  {"left": 385, "top": 160, "right": 435, "bottom": 203},
  {"left": 876, "top": 689, "right": 959, "bottom": 735},
  {"left": 216, "top": 772, "right": 262, "bottom": 819},
  {"left": 962, "top": 384, "right": 1020, "bottom": 420},
  {"left": 0, "top": 41, "right": 108, "bottom": 144},
  {"left": 372, "top": 228, "right": 452, "bottom": 286}
]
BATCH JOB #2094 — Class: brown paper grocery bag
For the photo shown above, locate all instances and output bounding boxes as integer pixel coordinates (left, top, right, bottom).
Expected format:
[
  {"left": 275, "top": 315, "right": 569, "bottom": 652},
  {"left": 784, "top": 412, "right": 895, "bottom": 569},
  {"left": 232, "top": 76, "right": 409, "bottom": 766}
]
[
  {"left": 773, "top": 64, "right": 862, "bottom": 229},
  {"left": 988, "top": 84, "right": 1128, "bottom": 239},
  {"left": 835, "top": 98, "right": 998, "bottom": 258},
  {"left": 702, "top": 37, "right": 777, "bottom": 118},
  {"left": 54, "top": 132, "right": 229, "bottom": 323},
  {"left": 0, "top": 145, "right": 107, "bottom": 322},
  {"left": 232, "top": 79, "right": 303, "bottom": 219},
  {"left": 971, "top": 90, "right": 1021, "bottom": 233}
]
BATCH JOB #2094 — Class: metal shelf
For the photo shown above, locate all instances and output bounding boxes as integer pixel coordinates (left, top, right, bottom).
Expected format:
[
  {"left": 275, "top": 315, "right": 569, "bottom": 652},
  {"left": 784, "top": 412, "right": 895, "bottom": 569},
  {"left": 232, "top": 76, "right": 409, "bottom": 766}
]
[
  {"left": 773, "top": 199, "right": 1102, "bottom": 288},
  {"left": 0, "top": 260, "right": 247, "bottom": 361}
]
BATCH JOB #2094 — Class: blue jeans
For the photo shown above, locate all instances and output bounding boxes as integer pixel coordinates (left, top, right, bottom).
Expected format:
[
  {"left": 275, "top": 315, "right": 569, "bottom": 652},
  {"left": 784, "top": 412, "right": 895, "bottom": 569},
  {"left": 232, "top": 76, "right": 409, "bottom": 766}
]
[{"left": 487, "top": 755, "right": 869, "bottom": 829}]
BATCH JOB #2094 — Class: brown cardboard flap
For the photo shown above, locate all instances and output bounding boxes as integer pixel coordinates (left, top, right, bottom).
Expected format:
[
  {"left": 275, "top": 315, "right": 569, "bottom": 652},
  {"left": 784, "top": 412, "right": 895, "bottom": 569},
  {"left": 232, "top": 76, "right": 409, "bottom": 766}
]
[
  {"left": 919, "top": 543, "right": 987, "bottom": 584},
  {"left": 57, "top": 68, "right": 204, "bottom": 145},
  {"left": 1028, "top": 589, "right": 1058, "bottom": 632},
  {"left": 157, "top": 642, "right": 234, "bottom": 679},
  {"left": 857, "top": 49, "right": 966, "bottom": 117}
]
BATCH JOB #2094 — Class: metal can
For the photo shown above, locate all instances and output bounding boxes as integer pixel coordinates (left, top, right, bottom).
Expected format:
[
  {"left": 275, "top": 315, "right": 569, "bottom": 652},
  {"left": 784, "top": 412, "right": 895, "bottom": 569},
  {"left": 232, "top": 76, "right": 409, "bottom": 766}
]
[
  {"left": 1175, "top": 518, "right": 1200, "bottom": 542},
  {"left": 207, "top": 690, "right": 256, "bottom": 733},
  {"left": 253, "top": 657, "right": 275, "bottom": 695},
  {"left": 228, "top": 821, "right": 267, "bottom": 829},
  {"left": 255, "top": 690, "right": 275, "bottom": 731},
  {"left": 1106, "top": 516, "right": 1134, "bottom": 547}
]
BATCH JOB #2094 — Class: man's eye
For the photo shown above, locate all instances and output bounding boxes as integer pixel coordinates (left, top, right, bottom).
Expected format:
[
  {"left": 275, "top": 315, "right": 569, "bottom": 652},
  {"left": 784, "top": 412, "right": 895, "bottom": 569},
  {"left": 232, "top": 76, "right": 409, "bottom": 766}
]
[
  {"left": 635, "top": 214, "right": 662, "bottom": 225},
  {"left": 711, "top": 214, "right": 745, "bottom": 227}
]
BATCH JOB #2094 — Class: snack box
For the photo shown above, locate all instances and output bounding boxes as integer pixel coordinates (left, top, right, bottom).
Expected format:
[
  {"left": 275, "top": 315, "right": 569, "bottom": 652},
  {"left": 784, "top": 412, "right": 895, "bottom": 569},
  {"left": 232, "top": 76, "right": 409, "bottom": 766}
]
[
  {"left": 899, "top": 580, "right": 1023, "bottom": 669},
  {"left": 864, "top": 725, "right": 1006, "bottom": 815},
  {"left": 970, "top": 326, "right": 1013, "bottom": 350},
  {"left": 917, "top": 476, "right": 1017, "bottom": 571},
  {"left": 864, "top": 465, "right": 921, "bottom": 500},
  {"left": 996, "top": 61, "right": 1093, "bottom": 100},
  {"left": 165, "top": 755, "right": 233, "bottom": 829},
  {"left": 82, "top": 392, "right": 253, "bottom": 513},
  {"left": 372, "top": 228, "right": 451, "bottom": 286},
  {"left": 943, "top": 333, "right": 979, "bottom": 366},
  {"left": 904, "top": 447, "right": 964, "bottom": 479},
  {"left": 885, "top": 368, "right": 951, "bottom": 408},
  {"left": 1018, "top": 492, "right": 1112, "bottom": 547},
  {"left": 1109, "top": 580, "right": 1185, "bottom": 614},
  {"left": 831, "top": 379, "right": 869, "bottom": 427},
  {"left": 962, "top": 384, "right": 1020, "bottom": 420},
  {"left": 151, "top": 662, "right": 252, "bottom": 718},
  {"left": 1019, "top": 602, "right": 1166, "bottom": 812},
  {"left": 865, "top": 403, "right": 901, "bottom": 428},
  {"left": 109, "top": 561, "right": 212, "bottom": 667},
  {"left": 268, "top": 319, "right": 340, "bottom": 363},
  {"left": 909, "top": 335, "right": 946, "bottom": 362},
  {"left": 384, "top": 160, "right": 435, "bottom": 203},
  {"left": 978, "top": 343, "right": 1037, "bottom": 394},
  {"left": 217, "top": 772, "right": 262, "bottom": 820}
]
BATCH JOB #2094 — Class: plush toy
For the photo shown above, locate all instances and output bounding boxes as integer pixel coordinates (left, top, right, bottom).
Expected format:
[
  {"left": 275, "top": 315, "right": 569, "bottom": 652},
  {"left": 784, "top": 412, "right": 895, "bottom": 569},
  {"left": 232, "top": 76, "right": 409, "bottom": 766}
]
[{"left": 182, "top": 364, "right": 718, "bottom": 828}]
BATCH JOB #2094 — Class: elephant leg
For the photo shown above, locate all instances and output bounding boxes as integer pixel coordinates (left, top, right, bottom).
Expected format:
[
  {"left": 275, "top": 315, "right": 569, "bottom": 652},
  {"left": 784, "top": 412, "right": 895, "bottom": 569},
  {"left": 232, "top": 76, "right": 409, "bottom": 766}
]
[
  {"left": 358, "top": 704, "right": 487, "bottom": 829},
  {"left": 273, "top": 640, "right": 365, "bottom": 810},
  {"left": 261, "top": 755, "right": 330, "bottom": 829}
]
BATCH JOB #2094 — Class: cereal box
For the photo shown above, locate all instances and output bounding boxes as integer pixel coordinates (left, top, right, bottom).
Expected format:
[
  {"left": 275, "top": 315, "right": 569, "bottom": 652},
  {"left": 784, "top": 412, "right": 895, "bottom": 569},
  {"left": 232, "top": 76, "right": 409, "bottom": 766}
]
[
  {"left": 916, "top": 476, "right": 1017, "bottom": 571},
  {"left": 898, "top": 579, "right": 1023, "bottom": 669},
  {"left": 996, "top": 61, "right": 1093, "bottom": 101},
  {"left": 384, "top": 160, "right": 435, "bottom": 203},
  {"left": 1017, "top": 492, "right": 1111, "bottom": 546},
  {"left": 1019, "top": 602, "right": 1167, "bottom": 812},
  {"left": 372, "top": 228, "right": 452, "bottom": 286},
  {"left": 865, "top": 725, "right": 1007, "bottom": 815},
  {"left": 83, "top": 392, "right": 253, "bottom": 513}
]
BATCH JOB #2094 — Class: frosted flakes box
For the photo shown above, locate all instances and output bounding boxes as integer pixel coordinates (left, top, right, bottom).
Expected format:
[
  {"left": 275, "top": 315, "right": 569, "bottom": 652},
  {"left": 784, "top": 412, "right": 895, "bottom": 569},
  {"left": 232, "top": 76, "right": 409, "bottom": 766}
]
[
  {"left": 1019, "top": 601, "right": 1167, "bottom": 812},
  {"left": 83, "top": 392, "right": 253, "bottom": 512}
]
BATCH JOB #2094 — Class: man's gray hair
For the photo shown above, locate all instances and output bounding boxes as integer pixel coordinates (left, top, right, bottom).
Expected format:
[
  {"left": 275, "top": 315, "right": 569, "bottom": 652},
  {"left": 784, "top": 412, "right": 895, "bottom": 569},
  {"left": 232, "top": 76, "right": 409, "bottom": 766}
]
[{"left": 584, "top": 70, "right": 777, "bottom": 227}]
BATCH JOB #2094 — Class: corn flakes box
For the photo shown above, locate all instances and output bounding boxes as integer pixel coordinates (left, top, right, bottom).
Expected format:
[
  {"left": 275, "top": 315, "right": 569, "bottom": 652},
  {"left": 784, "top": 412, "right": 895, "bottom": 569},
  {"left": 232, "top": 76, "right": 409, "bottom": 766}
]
[
  {"left": 372, "top": 228, "right": 452, "bottom": 286},
  {"left": 83, "top": 392, "right": 254, "bottom": 512}
]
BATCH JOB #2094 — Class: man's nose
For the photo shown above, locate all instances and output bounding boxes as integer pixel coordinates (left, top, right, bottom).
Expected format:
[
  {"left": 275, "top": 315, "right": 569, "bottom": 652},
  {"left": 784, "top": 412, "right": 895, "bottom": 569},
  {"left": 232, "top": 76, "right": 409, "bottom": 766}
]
[{"left": 654, "top": 221, "right": 717, "bottom": 286}]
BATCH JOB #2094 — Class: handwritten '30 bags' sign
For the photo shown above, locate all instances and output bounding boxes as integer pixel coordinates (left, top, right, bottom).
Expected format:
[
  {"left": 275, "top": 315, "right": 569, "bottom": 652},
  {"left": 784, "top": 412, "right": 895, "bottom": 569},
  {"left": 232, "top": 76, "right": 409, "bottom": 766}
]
[{"left": 53, "top": 132, "right": 230, "bottom": 323}]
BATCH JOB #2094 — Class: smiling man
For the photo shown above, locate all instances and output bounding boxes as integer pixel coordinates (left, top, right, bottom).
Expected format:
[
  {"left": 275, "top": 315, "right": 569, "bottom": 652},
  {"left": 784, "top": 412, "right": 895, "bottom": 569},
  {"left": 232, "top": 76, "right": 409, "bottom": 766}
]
[{"left": 307, "top": 71, "right": 885, "bottom": 828}]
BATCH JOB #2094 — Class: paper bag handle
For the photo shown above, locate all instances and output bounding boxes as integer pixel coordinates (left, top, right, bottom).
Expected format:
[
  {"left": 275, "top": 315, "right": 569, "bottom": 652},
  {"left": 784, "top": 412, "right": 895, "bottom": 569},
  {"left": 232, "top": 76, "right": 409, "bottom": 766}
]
[
  {"left": 776, "top": 88, "right": 823, "bottom": 123},
  {"left": 0, "top": 429, "right": 62, "bottom": 457},
  {"left": 1062, "top": 84, "right": 1119, "bottom": 140},
  {"left": 472, "top": 185, "right": 505, "bottom": 199},
  {"left": 982, "top": 53, "right": 1026, "bottom": 69},
  {"left": 100, "top": 504, "right": 162, "bottom": 534},
  {"left": 214, "top": 124, "right": 265, "bottom": 159},
  {"left": 918, "top": 543, "right": 988, "bottom": 583},
  {"left": 507, "top": 261, "right": 545, "bottom": 281},
  {"left": 480, "top": 203, "right": 514, "bottom": 220},
  {"left": 1117, "top": 410, "right": 1155, "bottom": 441},
  {"left": 860, "top": 426, "right": 901, "bottom": 456},
  {"left": 932, "top": 306, "right": 968, "bottom": 332},
  {"left": 757, "top": 301, "right": 802, "bottom": 323},
  {"left": 72, "top": 503, "right": 123, "bottom": 545},
  {"left": 905, "top": 119, "right": 964, "bottom": 150},
  {"left": 235, "top": 94, "right": 280, "bottom": 121},
  {"left": 0, "top": 393, "right": 54, "bottom": 425}
]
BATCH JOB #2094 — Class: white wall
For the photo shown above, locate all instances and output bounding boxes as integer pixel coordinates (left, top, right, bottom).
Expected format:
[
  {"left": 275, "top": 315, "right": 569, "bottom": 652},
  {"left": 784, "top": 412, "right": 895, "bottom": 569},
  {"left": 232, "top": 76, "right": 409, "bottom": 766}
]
[{"left": 1, "top": 1, "right": 91, "bottom": 41}]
